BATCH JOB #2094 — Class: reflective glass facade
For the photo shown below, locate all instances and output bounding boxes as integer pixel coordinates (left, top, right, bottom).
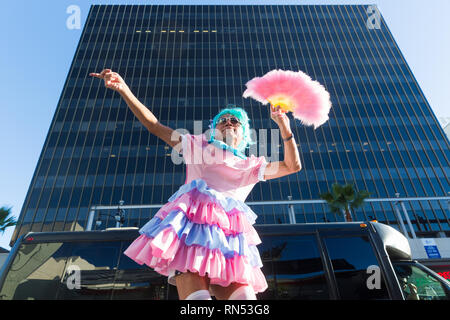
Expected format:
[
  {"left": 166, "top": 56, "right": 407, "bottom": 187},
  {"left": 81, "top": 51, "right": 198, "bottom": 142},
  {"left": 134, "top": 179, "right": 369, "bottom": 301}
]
[{"left": 11, "top": 5, "right": 450, "bottom": 245}]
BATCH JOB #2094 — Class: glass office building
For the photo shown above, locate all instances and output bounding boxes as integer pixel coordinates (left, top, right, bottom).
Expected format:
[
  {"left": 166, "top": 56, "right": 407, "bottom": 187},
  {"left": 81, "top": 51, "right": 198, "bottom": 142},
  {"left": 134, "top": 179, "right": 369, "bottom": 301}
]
[{"left": 10, "top": 4, "right": 450, "bottom": 245}]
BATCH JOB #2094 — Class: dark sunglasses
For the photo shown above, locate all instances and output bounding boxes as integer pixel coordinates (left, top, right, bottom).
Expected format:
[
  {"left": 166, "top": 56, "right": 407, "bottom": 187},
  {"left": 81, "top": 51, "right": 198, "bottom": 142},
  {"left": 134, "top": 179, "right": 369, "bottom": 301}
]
[{"left": 217, "top": 116, "right": 241, "bottom": 126}]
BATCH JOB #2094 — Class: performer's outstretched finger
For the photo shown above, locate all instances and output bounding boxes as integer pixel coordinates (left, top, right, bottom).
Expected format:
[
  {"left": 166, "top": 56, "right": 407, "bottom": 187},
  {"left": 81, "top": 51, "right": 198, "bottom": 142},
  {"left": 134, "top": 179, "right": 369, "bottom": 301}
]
[{"left": 101, "top": 68, "right": 112, "bottom": 76}]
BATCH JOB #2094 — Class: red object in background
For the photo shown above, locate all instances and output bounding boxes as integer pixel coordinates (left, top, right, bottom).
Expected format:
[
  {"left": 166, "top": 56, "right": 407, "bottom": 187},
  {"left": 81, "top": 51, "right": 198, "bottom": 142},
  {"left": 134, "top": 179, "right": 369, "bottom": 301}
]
[{"left": 426, "top": 265, "right": 450, "bottom": 280}]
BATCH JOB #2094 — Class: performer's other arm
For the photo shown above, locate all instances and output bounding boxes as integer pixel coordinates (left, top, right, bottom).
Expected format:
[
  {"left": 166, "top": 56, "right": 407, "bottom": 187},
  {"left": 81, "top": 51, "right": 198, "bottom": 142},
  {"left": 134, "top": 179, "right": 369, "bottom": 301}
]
[{"left": 263, "top": 106, "right": 302, "bottom": 180}]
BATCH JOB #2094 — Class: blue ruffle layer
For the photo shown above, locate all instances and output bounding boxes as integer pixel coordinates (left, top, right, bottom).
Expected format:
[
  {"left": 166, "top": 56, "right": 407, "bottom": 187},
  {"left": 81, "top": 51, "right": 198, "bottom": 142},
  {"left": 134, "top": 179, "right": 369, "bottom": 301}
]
[{"left": 140, "top": 210, "right": 263, "bottom": 268}]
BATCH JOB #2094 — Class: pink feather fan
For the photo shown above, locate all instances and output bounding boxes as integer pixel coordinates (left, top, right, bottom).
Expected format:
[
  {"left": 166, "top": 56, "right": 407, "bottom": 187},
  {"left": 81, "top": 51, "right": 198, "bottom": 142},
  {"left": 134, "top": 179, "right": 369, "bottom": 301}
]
[{"left": 243, "top": 69, "right": 332, "bottom": 129}]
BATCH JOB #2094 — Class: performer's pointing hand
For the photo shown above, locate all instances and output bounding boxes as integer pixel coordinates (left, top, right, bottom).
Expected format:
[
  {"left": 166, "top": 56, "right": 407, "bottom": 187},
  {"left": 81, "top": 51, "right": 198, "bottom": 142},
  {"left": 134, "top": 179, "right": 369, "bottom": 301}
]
[{"left": 89, "top": 69, "right": 128, "bottom": 94}]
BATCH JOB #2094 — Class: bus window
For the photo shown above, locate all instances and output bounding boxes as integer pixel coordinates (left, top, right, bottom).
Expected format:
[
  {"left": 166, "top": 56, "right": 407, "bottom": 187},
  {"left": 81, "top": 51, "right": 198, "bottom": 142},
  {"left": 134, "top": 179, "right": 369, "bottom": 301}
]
[
  {"left": 57, "top": 241, "right": 121, "bottom": 300},
  {"left": 110, "top": 241, "right": 170, "bottom": 300},
  {"left": 259, "top": 235, "right": 329, "bottom": 300},
  {"left": 0, "top": 242, "right": 72, "bottom": 300},
  {"left": 324, "top": 236, "right": 390, "bottom": 300},
  {"left": 393, "top": 263, "right": 450, "bottom": 300}
]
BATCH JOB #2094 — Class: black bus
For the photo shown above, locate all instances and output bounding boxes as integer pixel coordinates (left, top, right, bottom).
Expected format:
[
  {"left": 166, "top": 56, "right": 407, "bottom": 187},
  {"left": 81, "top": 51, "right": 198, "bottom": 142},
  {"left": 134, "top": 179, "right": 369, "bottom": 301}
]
[{"left": 1, "top": 221, "right": 449, "bottom": 300}]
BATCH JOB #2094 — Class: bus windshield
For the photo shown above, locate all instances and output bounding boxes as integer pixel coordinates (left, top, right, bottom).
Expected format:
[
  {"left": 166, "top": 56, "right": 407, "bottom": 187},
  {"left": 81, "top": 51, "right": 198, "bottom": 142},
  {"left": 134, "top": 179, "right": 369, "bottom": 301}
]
[
  {"left": 0, "top": 239, "right": 170, "bottom": 300},
  {"left": 0, "top": 241, "right": 70, "bottom": 299}
]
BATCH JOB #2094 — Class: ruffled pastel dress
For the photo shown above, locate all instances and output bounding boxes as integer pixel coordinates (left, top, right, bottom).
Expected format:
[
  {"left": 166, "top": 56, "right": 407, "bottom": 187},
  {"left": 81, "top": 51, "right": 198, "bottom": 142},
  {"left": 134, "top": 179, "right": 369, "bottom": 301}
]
[{"left": 123, "top": 133, "right": 269, "bottom": 294}]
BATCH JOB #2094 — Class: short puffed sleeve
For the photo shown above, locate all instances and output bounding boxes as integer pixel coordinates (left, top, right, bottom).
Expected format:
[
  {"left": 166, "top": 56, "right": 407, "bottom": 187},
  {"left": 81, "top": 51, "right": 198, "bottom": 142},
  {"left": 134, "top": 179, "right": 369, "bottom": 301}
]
[
  {"left": 243, "top": 155, "right": 268, "bottom": 185},
  {"left": 178, "top": 133, "right": 204, "bottom": 165}
]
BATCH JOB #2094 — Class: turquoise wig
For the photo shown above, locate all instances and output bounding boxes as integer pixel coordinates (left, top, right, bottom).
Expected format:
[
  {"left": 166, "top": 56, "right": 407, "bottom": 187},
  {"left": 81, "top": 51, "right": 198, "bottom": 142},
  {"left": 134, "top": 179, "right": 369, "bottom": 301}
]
[{"left": 208, "top": 105, "right": 255, "bottom": 153}]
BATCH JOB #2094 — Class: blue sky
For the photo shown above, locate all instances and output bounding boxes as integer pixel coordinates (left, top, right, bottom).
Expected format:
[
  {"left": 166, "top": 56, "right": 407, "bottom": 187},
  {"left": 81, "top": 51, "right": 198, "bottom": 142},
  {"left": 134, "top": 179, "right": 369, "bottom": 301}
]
[{"left": 1, "top": 0, "right": 449, "bottom": 250}]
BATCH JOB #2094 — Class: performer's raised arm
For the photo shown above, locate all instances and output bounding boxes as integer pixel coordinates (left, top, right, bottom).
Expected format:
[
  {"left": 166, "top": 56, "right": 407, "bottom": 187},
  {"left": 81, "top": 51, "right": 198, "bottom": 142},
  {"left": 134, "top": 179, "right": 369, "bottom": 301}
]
[
  {"left": 89, "top": 69, "right": 181, "bottom": 150},
  {"left": 263, "top": 105, "right": 302, "bottom": 180}
]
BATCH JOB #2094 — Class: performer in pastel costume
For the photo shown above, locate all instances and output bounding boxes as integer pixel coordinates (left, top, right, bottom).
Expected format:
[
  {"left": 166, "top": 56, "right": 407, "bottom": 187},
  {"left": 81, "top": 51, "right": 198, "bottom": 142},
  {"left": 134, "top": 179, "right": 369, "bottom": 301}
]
[
  {"left": 123, "top": 107, "right": 269, "bottom": 296},
  {"left": 90, "top": 68, "right": 330, "bottom": 300}
]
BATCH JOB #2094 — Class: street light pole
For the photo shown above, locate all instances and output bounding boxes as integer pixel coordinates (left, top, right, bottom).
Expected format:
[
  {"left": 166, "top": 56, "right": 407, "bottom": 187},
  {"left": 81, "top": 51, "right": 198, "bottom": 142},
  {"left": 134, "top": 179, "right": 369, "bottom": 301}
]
[
  {"left": 115, "top": 200, "right": 125, "bottom": 228},
  {"left": 287, "top": 196, "right": 296, "bottom": 224}
]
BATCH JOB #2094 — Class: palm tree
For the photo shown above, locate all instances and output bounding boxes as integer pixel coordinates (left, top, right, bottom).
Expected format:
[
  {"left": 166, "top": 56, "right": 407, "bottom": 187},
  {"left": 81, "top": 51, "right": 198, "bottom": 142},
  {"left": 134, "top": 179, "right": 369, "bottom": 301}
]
[
  {"left": 320, "top": 183, "right": 372, "bottom": 222},
  {"left": 0, "top": 206, "right": 17, "bottom": 235}
]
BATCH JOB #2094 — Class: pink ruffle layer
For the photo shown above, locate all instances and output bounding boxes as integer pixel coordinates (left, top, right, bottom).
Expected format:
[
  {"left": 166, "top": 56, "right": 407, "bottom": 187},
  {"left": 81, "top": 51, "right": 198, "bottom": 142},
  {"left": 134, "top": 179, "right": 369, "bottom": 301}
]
[
  {"left": 155, "top": 188, "right": 260, "bottom": 240},
  {"left": 124, "top": 232, "right": 268, "bottom": 293}
]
